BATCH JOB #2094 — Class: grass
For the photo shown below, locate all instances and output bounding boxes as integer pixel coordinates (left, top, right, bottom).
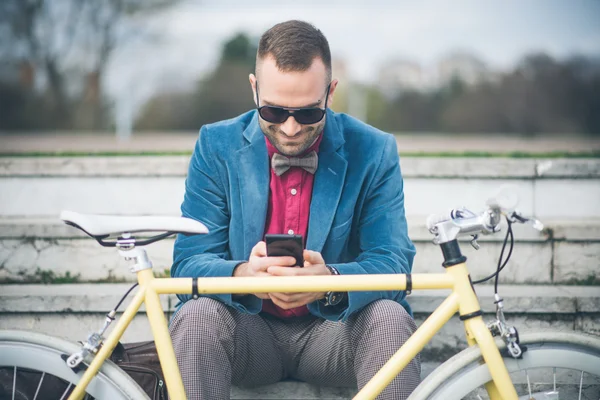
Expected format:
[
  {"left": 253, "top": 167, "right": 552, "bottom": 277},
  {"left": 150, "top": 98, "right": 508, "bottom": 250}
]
[
  {"left": 7, "top": 268, "right": 83, "bottom": 284},
  {"left": 1, "top": 150, "right": 599, "bottom": 158},
  {"left": 0, "top": 151, "right": 193, "bottom": 157},
  {"left": 565, "top": 275, "right": 600, "bottom": 286},
  {"left": 0, "top": 268, "right": 172, "bottom": 284},
  {"left": 398, "top": 150, "right": 600, "bottom": 158}
]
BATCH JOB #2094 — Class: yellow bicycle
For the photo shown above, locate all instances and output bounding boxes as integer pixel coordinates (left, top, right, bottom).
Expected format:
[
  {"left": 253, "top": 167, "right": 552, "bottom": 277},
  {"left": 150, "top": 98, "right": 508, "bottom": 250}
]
[{"left": 1, "top": 190, "right": 599, "bottom": 399}]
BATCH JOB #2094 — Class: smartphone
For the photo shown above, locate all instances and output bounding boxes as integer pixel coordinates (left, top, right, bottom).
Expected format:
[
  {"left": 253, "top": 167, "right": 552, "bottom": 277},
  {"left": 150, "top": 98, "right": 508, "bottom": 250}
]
[{"left": 265, "top": 234, "right": 304, "bottom": 267}]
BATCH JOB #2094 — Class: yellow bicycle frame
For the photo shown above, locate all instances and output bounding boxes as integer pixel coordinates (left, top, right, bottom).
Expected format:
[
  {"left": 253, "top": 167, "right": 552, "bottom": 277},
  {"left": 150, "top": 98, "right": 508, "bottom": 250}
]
[{"left": 68, "top": 262, "right": 518, "bottom": 400}]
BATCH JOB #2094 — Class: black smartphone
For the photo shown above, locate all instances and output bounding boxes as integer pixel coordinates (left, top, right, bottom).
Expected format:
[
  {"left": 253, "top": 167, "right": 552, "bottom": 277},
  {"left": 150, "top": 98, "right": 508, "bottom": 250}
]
[{"left": 265, "top": 234, "right": 304, "bottom": 267}]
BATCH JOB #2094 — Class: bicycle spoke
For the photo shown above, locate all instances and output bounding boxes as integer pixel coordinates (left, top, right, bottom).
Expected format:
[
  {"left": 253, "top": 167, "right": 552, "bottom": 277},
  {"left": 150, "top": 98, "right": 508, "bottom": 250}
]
[
  {"left": 12, "top": 366, "right": 16, "bottom": 400},
  {"left": 33, "top": 371, "right": 45, "bottom": 400},
  {"left": 1, "top": 332, "right": 146, "bottom": 399},
  {"left": 578, "top": 370, "right": 583, "bottom": 400},
  {"left": 59, "top": 382, "right": 73, "bottom": 400},
  {"left": 526, "top": 369, "right": 532, "bottom": 398}
]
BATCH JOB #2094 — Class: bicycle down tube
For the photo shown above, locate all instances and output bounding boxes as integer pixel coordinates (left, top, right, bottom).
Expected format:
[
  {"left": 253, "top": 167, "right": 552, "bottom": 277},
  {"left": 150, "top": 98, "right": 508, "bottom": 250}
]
[{"left": 67, "top": 268, "right": 517, "bottom": 400}]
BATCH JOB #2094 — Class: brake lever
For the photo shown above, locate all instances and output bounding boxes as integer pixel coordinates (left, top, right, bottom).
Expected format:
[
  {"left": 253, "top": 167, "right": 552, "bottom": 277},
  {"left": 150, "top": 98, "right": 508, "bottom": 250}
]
[
  {"left": 470, "top": 234, "right": 480, "bottom": 250},
  {"left": 508, "top": 211, "right": 544, "bottom": 231}
]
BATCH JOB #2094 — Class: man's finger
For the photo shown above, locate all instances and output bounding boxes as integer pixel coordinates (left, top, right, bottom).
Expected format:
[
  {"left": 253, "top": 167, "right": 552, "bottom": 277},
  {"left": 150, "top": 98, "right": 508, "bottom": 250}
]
[
  {"left": 304, "top": 249, "right": 325, "bottom": 264},
  {"left": 267, "top": 266, "right": 305, "bottom": 276},
  {"left": 248, "top": 260, "right": 270, "bottom": 273},
  {"left": 269, "top": 292, "right": 293, "bottom": 303},
  {"left": 270, "top": 292, "right": 308, "bottom": 303},
  {"left": 257, "top": 256, "right": 296, "bottom": 269},
  {"left": 269, "top": 295, "right": 291, "bottom": 309},
  {"left": 251, "top": 241, "right": 267, "bottom": 257},
  {"left": 269, "top": 294, "right": 306, "bottom": 309}
]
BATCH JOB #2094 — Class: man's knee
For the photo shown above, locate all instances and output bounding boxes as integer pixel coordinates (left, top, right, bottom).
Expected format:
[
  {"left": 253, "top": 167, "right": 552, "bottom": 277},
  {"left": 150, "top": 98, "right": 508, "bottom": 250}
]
[
  {"left": 170, "top": 297, "right": 233, "bottom": 334},
  {"left": 355, "top": 299, "right": 416, "bottom": 336}
]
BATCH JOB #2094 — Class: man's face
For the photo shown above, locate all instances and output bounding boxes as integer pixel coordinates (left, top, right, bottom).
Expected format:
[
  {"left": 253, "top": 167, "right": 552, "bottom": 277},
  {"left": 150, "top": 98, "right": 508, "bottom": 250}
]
[{"left": 250, "top": 56, "right": 337, "bottom": 157}]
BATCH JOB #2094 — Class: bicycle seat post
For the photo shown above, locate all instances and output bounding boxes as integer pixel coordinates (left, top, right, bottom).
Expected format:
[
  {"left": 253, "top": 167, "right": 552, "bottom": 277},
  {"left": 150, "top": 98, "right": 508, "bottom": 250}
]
[{"left": 116, "top": 233, "right": 153, "bottom": 273}]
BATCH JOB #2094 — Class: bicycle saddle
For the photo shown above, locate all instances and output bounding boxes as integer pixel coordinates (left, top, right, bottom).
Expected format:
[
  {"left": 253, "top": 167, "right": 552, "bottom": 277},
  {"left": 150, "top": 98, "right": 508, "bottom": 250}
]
[{"left": 60, "top": 210, "right": 209, "bottom": 237}]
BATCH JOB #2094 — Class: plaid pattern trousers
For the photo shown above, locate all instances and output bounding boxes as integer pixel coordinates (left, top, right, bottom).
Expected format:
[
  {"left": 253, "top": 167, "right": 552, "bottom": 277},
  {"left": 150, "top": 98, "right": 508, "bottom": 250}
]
[{"left": 169, "top": 298, "right": 421, "bottom": 400}]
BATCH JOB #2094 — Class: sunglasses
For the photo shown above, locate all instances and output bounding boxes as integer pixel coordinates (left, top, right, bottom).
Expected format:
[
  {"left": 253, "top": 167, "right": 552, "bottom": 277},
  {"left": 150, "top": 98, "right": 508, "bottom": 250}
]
[{"left": 256, "top": 82, "right": 331, "bottom": 125}]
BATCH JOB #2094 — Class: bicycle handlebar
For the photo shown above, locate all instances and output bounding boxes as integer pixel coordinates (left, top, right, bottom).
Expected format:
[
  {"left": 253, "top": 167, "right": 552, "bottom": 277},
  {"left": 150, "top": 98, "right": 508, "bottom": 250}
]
[{"left": 426, "top": 185, "right": 543, "bottom": 245}]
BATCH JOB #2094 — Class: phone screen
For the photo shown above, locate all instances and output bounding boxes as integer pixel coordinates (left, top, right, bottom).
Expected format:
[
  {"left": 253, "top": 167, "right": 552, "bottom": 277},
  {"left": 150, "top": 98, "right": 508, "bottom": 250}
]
[{"left": 265, "top": 234, "right": 304, "bottom": 267}]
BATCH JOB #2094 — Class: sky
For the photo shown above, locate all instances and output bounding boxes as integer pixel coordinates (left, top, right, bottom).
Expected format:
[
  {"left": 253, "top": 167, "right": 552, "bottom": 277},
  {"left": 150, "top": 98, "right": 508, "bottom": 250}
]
[{"left": 105, "top": 0, "right": 600, "bottom": 116}]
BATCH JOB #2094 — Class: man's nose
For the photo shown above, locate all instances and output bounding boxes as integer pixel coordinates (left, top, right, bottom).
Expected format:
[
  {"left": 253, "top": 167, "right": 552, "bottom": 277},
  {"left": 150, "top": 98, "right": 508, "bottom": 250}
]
[{"left": 280, "top": 114, "right": 302, "bottom": 136}]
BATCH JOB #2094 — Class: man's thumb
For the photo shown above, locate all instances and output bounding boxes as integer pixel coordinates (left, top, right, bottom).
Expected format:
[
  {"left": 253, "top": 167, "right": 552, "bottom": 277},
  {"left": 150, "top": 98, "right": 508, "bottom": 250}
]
[{"left": 303, "top": 250, "right": 322, "bottom": 264}]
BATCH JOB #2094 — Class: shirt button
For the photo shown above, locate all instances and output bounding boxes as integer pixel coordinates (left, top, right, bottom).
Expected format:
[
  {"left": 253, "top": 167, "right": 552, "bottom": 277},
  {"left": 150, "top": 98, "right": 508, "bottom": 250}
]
[
  {"left": 288, "top": 229, "right": 294, "bottom": 235},
  {"left": 291, "top": 188, "right": 297, "bottom": 195}
]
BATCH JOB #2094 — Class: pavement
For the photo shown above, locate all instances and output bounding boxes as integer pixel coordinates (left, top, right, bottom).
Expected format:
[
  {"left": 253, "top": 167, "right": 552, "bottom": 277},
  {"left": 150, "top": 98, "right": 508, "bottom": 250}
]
[{"left": 1, "top": 132, "right": 600, "bottom": 153}]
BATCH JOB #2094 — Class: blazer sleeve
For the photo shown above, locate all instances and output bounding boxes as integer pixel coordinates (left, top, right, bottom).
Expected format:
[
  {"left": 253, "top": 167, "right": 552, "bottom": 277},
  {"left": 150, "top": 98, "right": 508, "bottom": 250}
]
[
  {"left": 170, "top": 125, "right": 262, "bottom": 314},
  {"left": 309, "top": 134, "right": 416, "bottom": 321}
]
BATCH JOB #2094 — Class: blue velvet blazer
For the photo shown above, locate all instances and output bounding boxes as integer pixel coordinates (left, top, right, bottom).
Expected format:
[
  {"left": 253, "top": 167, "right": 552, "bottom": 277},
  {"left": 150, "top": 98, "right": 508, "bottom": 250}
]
[{"left": 171, "top": 109, "right": 416, "bottom": 321}]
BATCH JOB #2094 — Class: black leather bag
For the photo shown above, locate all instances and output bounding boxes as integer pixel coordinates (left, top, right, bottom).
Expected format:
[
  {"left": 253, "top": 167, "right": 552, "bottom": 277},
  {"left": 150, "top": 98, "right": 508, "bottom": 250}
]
[{"left": 110, "top": 340, "right": 167, "bottom": 400}]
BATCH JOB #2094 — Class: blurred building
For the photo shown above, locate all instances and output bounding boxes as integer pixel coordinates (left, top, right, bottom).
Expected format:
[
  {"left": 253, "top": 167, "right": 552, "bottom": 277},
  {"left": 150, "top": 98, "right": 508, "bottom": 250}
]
[
  {"left": 330, "top": 58, "right": 349, "bottom": 113},
  {"left": 436, "top": 52, "right": 490, "bottom": 87},
  {"left": 376, "top": 59, "right": 432, "bottom": 98}
]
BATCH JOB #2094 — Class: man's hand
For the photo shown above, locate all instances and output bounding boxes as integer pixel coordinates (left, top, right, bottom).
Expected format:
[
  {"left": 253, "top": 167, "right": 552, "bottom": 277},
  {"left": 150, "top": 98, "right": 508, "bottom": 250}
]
[
  {"left": 233, "top": 241, "right": 296, "bottom": 299},
  {"left": 266, "top": 250, "right": 331, "bottom": 309}
]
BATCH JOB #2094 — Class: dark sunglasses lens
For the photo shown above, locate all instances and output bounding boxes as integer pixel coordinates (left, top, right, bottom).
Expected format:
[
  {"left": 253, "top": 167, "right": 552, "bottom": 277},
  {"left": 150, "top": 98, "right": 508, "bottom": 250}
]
[
  {"left": 259, "top": 107, "right": 289, "bottom": 123},
  {"left": 293, "top": 108, "right": 325, "bottom": 124}
]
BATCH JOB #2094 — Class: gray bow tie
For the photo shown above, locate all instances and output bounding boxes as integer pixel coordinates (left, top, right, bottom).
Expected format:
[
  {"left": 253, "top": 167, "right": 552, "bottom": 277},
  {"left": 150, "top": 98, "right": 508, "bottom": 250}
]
[{"left": 271, "top": 151, "right": 318, "bottom": 176}]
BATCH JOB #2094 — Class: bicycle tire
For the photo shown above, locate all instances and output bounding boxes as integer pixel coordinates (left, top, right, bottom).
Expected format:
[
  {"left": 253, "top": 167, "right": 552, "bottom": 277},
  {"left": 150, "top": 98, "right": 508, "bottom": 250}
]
[
  {"left": 0, "top": 330, "right": 149, "bottom": 400},
  {"left": 409, "top": 331, "right": 600, "bottom": 400}
]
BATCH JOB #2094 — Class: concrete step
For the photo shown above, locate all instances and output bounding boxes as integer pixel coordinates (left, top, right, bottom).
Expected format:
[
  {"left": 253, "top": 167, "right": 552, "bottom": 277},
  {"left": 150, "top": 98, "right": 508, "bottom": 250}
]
[
  {"left": 2, "top": 156, "right": 599, "bottom": 179},
  {"left": 2, "top": 132, "right": 600, "bottom": 154},
  {"left": 1, "top": 218, "right": 599, "bottom": 285},
  {"left": 2, "top": 283, "right": 598, "bottom": 399},
  {"left": 2, "top": 283, "right": 599, "bottom": 315},
  {"left": 1, "top": 157, "right": 599, "bottom": 219},
  {"left": 1, "top": 283, "right": 598, "bottom": 346}
]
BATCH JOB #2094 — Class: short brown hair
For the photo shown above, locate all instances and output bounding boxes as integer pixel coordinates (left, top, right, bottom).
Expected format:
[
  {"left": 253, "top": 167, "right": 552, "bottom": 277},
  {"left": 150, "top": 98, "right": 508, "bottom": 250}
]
[{"left": 257, "top": 20, "right": 332, "bottom": 82}]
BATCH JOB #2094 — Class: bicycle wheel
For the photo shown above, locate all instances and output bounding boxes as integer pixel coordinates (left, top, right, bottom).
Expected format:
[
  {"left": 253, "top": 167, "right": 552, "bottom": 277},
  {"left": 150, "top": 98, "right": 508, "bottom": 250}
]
[
  {"left": 409, "top": 331, "right": 600, "bottom": 400},
  {"left": 0, "top": 330, "right": 149, "bottom": 400}
]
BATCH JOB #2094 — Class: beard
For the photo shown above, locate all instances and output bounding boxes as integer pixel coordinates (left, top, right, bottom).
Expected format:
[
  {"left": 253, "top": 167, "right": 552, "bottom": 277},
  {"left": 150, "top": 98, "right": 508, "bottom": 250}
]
[{"left": 259, "top": 117, "right": 326, "bottom": 157}]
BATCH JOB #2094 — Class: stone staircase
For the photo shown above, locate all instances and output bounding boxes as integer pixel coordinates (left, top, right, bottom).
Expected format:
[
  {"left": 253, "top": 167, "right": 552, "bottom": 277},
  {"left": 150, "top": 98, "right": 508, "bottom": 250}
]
[{"left": 1, "top": 155, "right": 599, "bottom": 398}]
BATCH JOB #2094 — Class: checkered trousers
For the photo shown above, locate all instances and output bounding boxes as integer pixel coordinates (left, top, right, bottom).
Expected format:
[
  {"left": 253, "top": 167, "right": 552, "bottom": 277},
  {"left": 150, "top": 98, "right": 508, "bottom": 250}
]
[{"left": 169, "top": 298, "right": 421, "bottom": 400}]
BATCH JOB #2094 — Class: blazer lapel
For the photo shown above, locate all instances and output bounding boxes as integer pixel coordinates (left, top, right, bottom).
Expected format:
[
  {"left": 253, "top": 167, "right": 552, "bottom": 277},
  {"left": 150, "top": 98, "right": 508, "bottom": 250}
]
[
  {"left": 306, "top": 111, "right": 347, "bottom": 253},
  {"left": 236, "top": 114, "right": 269, "bottom": 257}
]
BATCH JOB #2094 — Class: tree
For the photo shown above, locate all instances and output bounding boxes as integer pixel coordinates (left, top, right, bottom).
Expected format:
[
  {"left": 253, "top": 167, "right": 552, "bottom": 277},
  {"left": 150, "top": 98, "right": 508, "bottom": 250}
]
[
  {"left": 136, "top": 32, "right": 258, "bottom": 130},
  {"left": 191, "top": 33, "right": 257, "bottom": 125},
  {"left": 0, "top": 0, "right": 178, "bottom": 130}
]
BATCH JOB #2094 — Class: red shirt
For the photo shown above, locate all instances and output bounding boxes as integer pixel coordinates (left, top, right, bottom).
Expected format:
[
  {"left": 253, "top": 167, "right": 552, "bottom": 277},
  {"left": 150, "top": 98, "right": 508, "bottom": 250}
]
[{"left": 261, "top": 134, "right": 323, "bottom": 318}]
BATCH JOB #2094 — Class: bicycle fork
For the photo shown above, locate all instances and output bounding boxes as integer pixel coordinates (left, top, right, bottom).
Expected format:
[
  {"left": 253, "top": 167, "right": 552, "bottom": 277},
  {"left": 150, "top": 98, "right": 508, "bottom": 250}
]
[{"left": 447, "top": 263, "right": 518, "bottom": 400}]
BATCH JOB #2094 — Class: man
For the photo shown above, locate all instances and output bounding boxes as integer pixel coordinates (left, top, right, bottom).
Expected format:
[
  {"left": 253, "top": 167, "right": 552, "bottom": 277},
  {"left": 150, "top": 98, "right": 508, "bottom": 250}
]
[{"left": 169, "top": 20, "right": 420, "bottom": 399}]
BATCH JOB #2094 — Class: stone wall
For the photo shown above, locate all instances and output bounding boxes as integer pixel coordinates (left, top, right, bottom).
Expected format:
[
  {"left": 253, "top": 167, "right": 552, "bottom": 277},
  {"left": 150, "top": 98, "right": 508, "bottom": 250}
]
[
  {"left": 1, "top": 156, "right": 598, "bottom": 284},
  {"left": 1, "top": 155, "right": 598, "bottom": 397}
]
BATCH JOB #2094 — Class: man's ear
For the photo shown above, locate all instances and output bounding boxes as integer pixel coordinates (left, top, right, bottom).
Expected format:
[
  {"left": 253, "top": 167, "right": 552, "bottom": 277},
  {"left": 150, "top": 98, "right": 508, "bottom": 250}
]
[
  {"left": 327, "top": 79, "right": 339, "bottom": 106},
  {"left": 249, "top": 73, "right": 257, "bottom": 107}
]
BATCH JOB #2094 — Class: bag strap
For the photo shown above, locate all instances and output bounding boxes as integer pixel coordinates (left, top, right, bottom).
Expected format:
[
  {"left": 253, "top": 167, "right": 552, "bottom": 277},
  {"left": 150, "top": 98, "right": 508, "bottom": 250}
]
[{"left": 110, "top": 341, "right": 130, "bottom": 363}]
